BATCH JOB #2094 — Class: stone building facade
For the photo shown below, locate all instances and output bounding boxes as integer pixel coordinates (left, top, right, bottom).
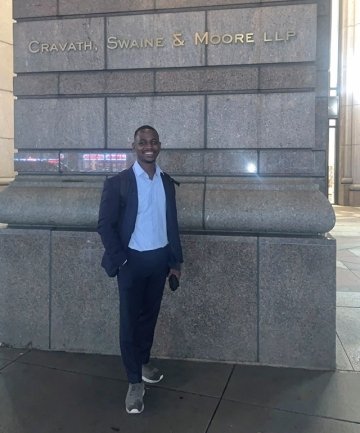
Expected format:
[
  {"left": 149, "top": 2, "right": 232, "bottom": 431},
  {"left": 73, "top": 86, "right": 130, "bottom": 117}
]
[{"left": 0, "top": 0, "right": 337, "bottom": 369}]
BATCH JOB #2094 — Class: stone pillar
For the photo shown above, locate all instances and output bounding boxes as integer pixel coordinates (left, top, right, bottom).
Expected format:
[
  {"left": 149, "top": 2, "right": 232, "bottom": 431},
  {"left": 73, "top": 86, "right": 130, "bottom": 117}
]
[
  {"left": 339, "top": 0, "right": 360, "bottom": 205},
  {"left": 0, "top": 0, "right": 336, "bottom": 369},
  {"left": 0, "top": 0, "right": 15, "bottom": 191}
]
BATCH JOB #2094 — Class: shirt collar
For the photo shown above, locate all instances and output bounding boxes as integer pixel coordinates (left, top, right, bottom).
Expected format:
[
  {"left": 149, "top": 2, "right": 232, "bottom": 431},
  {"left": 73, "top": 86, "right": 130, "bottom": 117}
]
[{"left": 133, "top": 160, "right": 162, "bottom": 178}]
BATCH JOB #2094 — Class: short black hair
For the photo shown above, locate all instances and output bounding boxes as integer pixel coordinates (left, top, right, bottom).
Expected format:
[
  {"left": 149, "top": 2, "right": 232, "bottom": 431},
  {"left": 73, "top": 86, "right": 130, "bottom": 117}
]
[{"left": 134, "top": 125, "right": 159, "bottom": 139}]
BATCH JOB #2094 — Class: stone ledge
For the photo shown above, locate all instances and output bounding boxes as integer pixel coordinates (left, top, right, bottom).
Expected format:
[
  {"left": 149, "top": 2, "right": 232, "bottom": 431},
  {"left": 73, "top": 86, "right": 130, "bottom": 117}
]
[
  {"left": 0, "top": 177, "right": 335, "bottom": 234},
  {"left": 259, "top": 64, "right": 316, "bottom": 90},
  {"left": 14, "top": 65, "right": 318, "bottom": 97},
  {"left": 0, "top": 178, "right": 102, "bottom": 228},
  {"left": 155, "top": 66, "right": 258, "bottom": 93},
  {"left": 204, "top": 180, "right": 335, "bottom": 234},
  {"left": 59, "top": 71, "right": 154, "bottom": 95},
  {"left": 14, "top": 74, "right": 59, "bottom": 96}
]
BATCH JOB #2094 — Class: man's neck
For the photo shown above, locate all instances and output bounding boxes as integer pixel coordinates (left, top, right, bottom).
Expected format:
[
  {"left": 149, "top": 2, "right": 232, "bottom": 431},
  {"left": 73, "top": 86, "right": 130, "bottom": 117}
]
[{"left": 137, "top": 160, "right": 156, "bottom": 179}]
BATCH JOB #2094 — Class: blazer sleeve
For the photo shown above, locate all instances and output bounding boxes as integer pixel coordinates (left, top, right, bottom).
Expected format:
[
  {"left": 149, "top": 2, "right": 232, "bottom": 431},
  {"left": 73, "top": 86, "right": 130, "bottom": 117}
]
[
  {"left": 166, "top": 178, "right": 183, "bottom": 270},
  {"left": 97, "top": 177, "right": 127, "bottom": 276}
]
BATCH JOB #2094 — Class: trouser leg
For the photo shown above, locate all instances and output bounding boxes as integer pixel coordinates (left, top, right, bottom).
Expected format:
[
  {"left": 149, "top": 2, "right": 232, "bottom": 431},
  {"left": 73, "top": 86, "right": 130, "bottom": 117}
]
[
  {"left": 138, "top": 268, "right": 167, "bottom": 365},
  {"left": 118, "top": 267, "right": 145, "bottom": 384},
  {"left": 117, "top": 246, "right": 169, "bottom": 383}
]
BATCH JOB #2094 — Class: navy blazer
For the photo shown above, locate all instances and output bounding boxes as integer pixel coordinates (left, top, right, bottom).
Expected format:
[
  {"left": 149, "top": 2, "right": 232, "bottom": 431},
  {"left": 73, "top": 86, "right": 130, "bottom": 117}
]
[{"left": 97, "top": 166, "right": 183, "bottom": 278}]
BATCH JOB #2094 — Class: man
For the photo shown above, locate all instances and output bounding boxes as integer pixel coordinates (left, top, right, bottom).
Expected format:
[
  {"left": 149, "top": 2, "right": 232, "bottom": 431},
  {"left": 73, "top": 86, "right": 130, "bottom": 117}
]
[{"left": 97, "top": 125, "right": 183, "bottom": 414}]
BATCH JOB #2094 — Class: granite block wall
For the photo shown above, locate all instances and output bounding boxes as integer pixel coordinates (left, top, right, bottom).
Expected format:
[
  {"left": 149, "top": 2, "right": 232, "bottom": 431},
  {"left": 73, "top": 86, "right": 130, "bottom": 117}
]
[
  {"left": 12, "top": 0, "right": 329, "bottom": 193},
  {"left": 259, "top": 236, "right": 336, "bottom": 369},
  {"left": 50, "top": 231, "right": 119, "bottom": 353},
  {"left": 0, "top": 229, "right": 336, "bottom": 369},
  {"left": 0, "top": 229, "right": 50, "bottom": 348},
  {"left": 0, "top": 0, "right": 336, "bottom": 369}
]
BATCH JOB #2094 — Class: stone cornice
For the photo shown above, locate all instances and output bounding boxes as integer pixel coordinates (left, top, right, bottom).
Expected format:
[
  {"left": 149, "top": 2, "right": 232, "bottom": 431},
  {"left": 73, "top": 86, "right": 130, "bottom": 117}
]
[{"left": 0, "top": 176, "right": 335, "bottom": 234}]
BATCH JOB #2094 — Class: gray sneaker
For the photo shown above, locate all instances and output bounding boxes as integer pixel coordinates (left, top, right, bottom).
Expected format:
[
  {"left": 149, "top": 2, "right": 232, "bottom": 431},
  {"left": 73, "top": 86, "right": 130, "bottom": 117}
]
[
  {"left": 125, "top": 382, "right": 145, "bottom": 414},
  {"left": 142, "top": 362, "right": 164, "bottom": 383}
]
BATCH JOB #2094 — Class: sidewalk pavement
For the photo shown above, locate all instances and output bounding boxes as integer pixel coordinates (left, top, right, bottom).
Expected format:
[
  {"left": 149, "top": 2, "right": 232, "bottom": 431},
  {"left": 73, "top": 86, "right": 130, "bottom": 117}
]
[
  {"left": 0, "top": 206, "right": 359, "bottom": 433},
  {"left": 333, "top": 206, "right": 360, "bottom": 373}
]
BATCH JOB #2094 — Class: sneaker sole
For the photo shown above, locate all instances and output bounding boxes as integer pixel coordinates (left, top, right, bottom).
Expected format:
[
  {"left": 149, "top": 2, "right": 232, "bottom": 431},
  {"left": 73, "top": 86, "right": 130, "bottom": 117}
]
[
  {"left": 125, "top": 389, "right": 145, "bottom": 414},
  {"left": 126, "top": 404, "right": 144, "bottom": 414},
  {"left": 142, "top": 374, "right": 164, "bottom": 384}
]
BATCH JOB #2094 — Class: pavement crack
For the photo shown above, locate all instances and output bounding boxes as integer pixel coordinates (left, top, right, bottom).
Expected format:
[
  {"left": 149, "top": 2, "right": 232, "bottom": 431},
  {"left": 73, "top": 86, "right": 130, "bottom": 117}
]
[
  {"left": 336, "top": 331, "right": 355, "bottom": 371},
  {"left": 204, "top": 364, "right": 236, "bottom": 433}
]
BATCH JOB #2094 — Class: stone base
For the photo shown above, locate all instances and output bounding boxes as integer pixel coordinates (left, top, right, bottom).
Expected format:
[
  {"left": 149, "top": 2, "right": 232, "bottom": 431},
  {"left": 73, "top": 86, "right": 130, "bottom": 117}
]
[
  {"left": 349, "top": 186, "right": 360, "bottom": 206},
  {"left": 0, "top": 228, "right": 336, "bottom": 369},
  {"left": 338, "top": 183, "right": 360, "bottom": 206}
]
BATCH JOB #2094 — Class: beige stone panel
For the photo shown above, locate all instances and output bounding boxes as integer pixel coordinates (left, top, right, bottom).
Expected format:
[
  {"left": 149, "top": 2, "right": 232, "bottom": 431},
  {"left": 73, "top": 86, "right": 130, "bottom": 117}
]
[
  {"left": 341, "top": 26, "right": 354, "bottom": 71},
  {"left": 0, "top": 42, "right": 13, "bottom": 91},
  {"left": 0, "top": 0, "right": 13, "bottom": 44},
  {"left": 338, "top": 105, "right": 345, "bottom": 149},
  {"left": 0, "top": 138, "right": 15, "bottom": 181},
  {"left": 353, "top": 24, "right": 360, "bottom": 105},
  {"left": 0, "top": 91, "right": 14, "bottom": 139},
  {"left": 352, "top": 144, "right": 360, "bottom": 183},
  {"left": 338, "top": 144, "right": 345, "bottom": 182},
  {"left": 349, "top": 189, "right": 360, "bottom": 206},
  {"left": 344, "top": 105, "right": 354, "bottom": 146},
  {"left": 339, "top": 144, "right": 353, "bottom": 180},
  {"left": 352, "top": 104, "right": 360, "bottom": 145},
  {"left": 340, "top": 27, "right": 354, "bottom": 108},
  {"left": 340, "top": 66, "right": 353, "bottom": 107},
  {"left": 343, "top": 0, "right": 355, "bottom": 28},
  {"left": 339, "top": 104, "right": 353, "bottom": 163}
]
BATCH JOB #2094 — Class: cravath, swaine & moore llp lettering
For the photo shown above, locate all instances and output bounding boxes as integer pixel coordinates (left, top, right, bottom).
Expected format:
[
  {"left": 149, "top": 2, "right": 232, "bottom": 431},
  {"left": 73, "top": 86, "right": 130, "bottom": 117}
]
[{"left": 28, "top": 30, "right": 297, "bottom": 54}]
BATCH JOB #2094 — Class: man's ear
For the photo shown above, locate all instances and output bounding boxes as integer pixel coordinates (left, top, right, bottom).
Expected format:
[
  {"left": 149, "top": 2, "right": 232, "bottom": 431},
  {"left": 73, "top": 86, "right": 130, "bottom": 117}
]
[{"left": 132, "top": 142, "right": 135, "bottom": 150}]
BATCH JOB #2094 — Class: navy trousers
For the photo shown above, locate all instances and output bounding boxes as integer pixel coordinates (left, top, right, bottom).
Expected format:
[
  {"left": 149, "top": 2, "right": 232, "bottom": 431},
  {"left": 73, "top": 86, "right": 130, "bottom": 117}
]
[{"left": 117, "top": 245, "right": 169, "bottom": 384}]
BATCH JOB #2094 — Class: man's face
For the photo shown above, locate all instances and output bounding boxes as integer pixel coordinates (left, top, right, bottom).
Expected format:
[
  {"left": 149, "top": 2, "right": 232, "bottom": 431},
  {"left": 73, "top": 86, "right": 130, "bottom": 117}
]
[{"left": 132, "top": 129, "right": 161, "bottom": 165}]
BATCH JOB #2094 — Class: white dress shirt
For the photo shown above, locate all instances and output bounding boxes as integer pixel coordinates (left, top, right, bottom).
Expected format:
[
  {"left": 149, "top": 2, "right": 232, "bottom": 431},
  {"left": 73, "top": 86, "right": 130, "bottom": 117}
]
[{"left": 128, "top": 161, "right": 168, "bottom": 252}]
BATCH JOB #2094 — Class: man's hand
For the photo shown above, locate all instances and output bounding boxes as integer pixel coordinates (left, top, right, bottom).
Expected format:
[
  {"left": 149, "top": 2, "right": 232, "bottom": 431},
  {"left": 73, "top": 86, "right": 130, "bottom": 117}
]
[{"left": 168, "top": 268, "right": 181, "bottom": 280}]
